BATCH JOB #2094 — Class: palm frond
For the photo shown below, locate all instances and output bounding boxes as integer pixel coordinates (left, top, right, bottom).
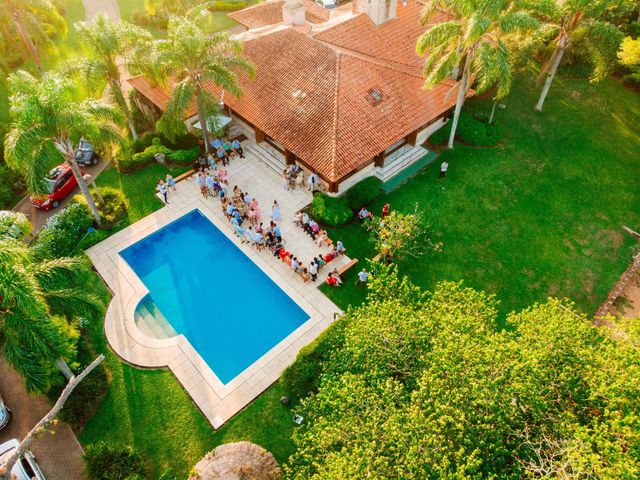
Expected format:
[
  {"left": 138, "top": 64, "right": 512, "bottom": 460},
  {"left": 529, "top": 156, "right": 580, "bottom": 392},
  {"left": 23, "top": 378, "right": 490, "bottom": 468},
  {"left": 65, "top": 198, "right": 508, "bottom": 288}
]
[
  {"left": 41, "top": 288, "right": 104, "bottom": 320},
  {"left": 416, "top": 21, "right": 462, "bottom": 55}
]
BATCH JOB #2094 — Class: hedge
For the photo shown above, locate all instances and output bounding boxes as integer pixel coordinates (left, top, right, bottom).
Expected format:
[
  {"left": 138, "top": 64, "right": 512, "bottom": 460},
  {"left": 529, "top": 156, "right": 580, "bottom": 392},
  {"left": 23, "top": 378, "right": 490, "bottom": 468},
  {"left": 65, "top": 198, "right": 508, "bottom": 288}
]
[
  {"left": 345, "top": 177, "right": 382, "bottom": 210},
  {"left": 310, "top": 193, "right": 352, "bottom": 227},
  {"left": 281, "top": 316, "right": 347, "bottom": 400},
  {"left": 32, "top": 202, "right": 93, "bottom": 258},
  {"left": 84, "top": 442, "right": 148, "bottom": 480},
  {"left": 74, "top": 187, "right": 128, "bottom": 229},
  {"left": 167, "top": 147, "right": 200, "bottom": 165},
  {"left": 429, "top": 111, "right": 503, "bottom": 147}
]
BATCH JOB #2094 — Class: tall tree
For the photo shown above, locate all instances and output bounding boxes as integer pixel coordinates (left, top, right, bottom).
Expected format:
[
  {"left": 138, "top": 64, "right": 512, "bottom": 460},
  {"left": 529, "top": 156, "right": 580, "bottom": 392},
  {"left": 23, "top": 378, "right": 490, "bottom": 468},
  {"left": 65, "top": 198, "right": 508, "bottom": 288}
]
[
  {"left": 417, "top": 0, "right": 539, "bottom": 148},
  {"left": 0, "top": 237, "right": 102, "bottom": 392},
  {"left": 0, "top": 355, "right": 105, "bottom": 480},
  {"left": 0, "top": 0, "right": 67, "bottom": 74},
  {"left": 286, "top": 267, "right": 640, "bottom": 478},
  {"left": 534, "top": 0, "right": 623, "bottom": 111},
  {"left": 136, "top": 7, "right": 254, "bottom": 152},
  {"left": 75, "top": 14, "right": 153, "bottom": 140},
  {"left": 4, "top": 70, "right": 124, "bottom": 225}
]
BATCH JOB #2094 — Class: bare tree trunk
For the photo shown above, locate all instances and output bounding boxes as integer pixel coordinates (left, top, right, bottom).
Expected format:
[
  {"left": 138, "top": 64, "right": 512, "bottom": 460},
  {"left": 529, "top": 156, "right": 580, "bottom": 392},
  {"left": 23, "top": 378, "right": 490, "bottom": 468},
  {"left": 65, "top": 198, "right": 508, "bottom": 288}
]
[
  {"left": 196, "top": 87, "right": 211, "bottom": 154},
  {"left": 66, "top": 153, "right": 102, "bottom": 226},
  {"left": 0, "top": 355, "right": 105, "bottom": 480},
  {"left": 447, "top": 55, "right": 472, "bottom": 149},
  {"left": 55, "top": 358, "right": 74, "bottom": 380},
  {"left": 110, "top": 78, "right": 138, "bottom": 140},
  {"left": 535, "top": 41, "right": 567, "bottom": 112}
]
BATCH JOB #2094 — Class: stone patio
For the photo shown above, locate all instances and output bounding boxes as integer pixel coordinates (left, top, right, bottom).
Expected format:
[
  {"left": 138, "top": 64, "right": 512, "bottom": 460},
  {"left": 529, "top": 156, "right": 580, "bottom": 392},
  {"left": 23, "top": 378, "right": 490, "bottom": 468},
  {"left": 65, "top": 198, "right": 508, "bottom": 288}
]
[{"left": 86, "top": 144, "right": 350, "bottom": 428}]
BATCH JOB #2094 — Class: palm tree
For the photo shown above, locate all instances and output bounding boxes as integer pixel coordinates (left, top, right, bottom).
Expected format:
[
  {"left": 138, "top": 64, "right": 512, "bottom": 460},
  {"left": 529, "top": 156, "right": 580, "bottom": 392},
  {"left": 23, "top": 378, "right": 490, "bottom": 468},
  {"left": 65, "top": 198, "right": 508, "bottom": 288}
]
[
  {"left": 0, "top": 237, "right": 103, "bottom": 392},
  {"left": 534, "top": 0, "right": 623, "bottom": 111},
  {"left": 417, "top": 0, "right": 539, "bottom": 148},
  {"left": 136, "top": 7, "right": 255, "bottom": 153},
  {"left": 4, "top": 70, "right": 124, "bottom": 225},
  {"left": 0, "top": 0, "right": 67, "bottom": 74},
  {"left": 75, "top": 14, "right": 152, "bottom": 140}
]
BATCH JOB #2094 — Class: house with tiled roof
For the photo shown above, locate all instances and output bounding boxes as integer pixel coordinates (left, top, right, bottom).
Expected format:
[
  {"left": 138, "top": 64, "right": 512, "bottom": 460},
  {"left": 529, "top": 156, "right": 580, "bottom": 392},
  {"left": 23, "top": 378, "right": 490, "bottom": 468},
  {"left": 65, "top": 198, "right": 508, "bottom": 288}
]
[{"left": 129, "top": 0, "right": 460, "bottom": 192}]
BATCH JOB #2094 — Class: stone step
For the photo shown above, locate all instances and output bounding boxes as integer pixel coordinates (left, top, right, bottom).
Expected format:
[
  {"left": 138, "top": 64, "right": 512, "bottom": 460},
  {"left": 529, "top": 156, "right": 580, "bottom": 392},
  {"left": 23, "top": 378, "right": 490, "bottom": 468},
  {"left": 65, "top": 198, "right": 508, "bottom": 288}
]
[
  {"left": 377, "top": 147, "right": 429, "bottom": 182},
  {"left": 244, "top": 143, "right": 286, "bottom": 176}
]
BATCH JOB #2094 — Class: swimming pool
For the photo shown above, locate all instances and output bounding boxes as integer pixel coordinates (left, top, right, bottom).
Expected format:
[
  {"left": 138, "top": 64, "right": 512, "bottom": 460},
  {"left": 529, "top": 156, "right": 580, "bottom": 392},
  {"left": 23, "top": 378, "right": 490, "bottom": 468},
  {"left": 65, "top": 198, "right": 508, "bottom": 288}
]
[{"left": 120, "top": 209, "right": 309, "bottom": 384}]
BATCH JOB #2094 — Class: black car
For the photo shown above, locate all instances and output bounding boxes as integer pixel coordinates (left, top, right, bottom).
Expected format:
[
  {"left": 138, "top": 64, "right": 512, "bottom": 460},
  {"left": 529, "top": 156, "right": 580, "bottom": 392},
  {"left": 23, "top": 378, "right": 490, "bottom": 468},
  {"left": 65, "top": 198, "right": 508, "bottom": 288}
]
[
  {"left": 0, "top": 392, "right": 10, "bottom": 430},
  {"left": 74, "top": 140, "right": 100, "bottom": 166}
]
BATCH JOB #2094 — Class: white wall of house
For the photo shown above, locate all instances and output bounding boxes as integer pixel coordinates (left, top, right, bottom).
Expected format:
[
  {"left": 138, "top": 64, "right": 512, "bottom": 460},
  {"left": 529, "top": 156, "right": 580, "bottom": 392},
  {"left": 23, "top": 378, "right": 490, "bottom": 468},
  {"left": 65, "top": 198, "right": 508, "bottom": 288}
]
[{"left": 415, "top": 117, "right": 448, "bottom": 146}]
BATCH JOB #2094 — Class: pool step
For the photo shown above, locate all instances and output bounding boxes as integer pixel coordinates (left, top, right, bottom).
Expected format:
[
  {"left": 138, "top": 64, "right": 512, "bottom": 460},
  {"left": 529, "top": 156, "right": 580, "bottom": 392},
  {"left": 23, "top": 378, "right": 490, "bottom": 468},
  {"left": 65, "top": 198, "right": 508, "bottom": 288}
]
[{"left": 134, "top": 300, "right": 177, "bottom": 339}]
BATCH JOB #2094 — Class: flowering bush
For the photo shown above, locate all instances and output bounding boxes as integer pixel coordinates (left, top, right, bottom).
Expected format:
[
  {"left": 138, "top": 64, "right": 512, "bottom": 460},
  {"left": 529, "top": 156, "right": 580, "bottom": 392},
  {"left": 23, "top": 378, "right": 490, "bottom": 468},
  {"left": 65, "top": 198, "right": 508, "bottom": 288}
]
[
  {"left": 0, "top": 211, "right": 31, "bottom": 239},
  {"left": 33, "top": 202, "right": 93, "bottom": 258}
]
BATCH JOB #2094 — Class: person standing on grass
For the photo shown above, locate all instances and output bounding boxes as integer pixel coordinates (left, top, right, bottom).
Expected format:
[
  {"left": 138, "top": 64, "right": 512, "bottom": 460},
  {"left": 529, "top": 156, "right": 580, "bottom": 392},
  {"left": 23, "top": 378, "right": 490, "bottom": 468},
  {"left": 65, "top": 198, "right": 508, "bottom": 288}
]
[
  {"left": 356, "top": 268, "right": 369, "bottom": 287},
  {"left": 381, "top": 203, "right": 389, "bottom": 218},
  {"left": 439, "top": 160, "right": 449, "bottom": 179},
  {"left": 157, "top": 179, "right": 168, "bottom": 204}
]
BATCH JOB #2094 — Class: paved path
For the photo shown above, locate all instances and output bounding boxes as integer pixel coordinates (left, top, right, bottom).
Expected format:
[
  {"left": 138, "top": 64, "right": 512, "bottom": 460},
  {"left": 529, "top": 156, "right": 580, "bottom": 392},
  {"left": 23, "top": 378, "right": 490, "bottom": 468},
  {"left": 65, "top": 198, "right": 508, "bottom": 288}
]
[
  {"left": 0, "top": 360, "right": 85, "bottom": 480},
  {"left": 82, "top": 0, "right": 120, "bottom": 21}
]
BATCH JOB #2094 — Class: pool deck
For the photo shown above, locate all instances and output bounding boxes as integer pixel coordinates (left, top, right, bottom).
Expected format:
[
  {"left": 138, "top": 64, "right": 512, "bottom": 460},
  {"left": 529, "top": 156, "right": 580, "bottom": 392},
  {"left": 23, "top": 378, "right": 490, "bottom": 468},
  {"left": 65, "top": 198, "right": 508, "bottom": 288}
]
[{"left": 86, "top": 149, "right": 348, "bottom": 428}]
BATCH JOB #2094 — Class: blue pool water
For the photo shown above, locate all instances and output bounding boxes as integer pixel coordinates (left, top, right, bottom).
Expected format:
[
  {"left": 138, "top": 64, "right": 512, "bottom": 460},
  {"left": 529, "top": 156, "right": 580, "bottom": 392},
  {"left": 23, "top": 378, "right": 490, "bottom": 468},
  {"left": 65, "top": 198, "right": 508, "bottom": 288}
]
[{"left": 120, "top": 209, "right": 309, "bottom": 384}]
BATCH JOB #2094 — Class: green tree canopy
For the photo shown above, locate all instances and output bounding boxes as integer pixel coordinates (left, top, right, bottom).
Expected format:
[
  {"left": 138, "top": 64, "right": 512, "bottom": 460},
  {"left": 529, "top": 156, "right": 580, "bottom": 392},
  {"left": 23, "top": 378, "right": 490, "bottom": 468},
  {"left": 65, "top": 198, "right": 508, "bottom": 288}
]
[
  {"left": 533, "top": 0, "right": 623, "bottom": 111},
  {"left": 0, "top": 237, "right": 102, "bottom": 392},
  {"left": 132, "top": 7, "right": 254, "bottom": 150},
  {"left": 0, "top": 0, "right": 67, "bottom": 73},
  {"left": 417, "top": 0, "right": 539, "bottom": 148},
  {"left": 287, "top": 266, "right": 640, "bottom": 479},
  {"left": 75, "top": 14, "right": 153, "bottom": 140}
]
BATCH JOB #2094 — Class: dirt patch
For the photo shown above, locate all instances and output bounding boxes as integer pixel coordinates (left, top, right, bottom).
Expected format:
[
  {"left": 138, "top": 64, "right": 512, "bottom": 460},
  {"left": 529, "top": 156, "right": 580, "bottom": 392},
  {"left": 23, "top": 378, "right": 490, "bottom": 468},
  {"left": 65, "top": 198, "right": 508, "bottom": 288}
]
[{"left": 0, "top": 360, "right": 86, "bottom": 480}]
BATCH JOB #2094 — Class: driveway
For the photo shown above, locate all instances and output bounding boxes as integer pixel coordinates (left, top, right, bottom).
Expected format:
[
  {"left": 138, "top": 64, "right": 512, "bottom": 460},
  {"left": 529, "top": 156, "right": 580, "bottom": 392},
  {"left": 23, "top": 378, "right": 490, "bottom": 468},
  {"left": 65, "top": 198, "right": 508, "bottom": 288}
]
[
  {"left": 0, "top": 360, "right": 85, "bottom": 480},
  {"left": 13, "top": 158, "right": 110, "bottom": 235}
]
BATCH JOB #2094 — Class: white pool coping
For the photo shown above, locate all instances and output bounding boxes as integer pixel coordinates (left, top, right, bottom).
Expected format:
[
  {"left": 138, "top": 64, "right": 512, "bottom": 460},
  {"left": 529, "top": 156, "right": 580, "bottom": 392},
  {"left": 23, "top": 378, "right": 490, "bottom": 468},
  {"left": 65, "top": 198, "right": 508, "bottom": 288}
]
[{"left": 86, "top": 153, "right": 347, "bottom": 428}]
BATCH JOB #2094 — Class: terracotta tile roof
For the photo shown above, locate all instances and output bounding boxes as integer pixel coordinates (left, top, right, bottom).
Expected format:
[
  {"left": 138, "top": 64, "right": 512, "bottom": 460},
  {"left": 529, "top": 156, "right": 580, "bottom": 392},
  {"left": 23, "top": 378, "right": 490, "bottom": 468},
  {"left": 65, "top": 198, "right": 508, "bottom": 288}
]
[
  {"left": 229, "top": 0, "right": 329, "bottom": 29},
  {"left": 314, "top": 1, "right": 447, "bottom": 72},
  {"left": 129, "top": 26, "right": 459, "bottom": 183}
]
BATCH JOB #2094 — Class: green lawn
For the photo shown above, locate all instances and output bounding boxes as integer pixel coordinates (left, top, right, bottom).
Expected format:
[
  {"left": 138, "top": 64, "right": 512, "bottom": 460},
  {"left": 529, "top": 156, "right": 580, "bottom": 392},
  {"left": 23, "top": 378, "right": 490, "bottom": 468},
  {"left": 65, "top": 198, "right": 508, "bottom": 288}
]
[
  {"left": 323, "top": 74, "right": 640, "bottom": 323},
  {"left": 43, "top": 0, "right": 88, "bottom": 69},
  {"left": 80, "top": 163, "right": 296, "bottom": 478}
]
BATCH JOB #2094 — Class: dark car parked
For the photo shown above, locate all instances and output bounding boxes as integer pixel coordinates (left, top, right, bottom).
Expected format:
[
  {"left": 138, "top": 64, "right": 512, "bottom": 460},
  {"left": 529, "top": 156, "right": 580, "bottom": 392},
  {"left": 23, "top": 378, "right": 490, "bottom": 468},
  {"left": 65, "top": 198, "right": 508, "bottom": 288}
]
[{"left": 74, "top": 140, "right": 100, "bottom": 166}]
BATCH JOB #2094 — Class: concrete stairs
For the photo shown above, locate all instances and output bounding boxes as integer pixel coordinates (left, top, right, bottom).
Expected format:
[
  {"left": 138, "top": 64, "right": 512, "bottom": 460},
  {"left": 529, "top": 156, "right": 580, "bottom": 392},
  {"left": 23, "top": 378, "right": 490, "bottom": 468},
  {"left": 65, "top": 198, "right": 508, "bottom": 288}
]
[
  {"left": 375, "top": 144, "right": 430, "bottom": 183},
  {"left": 244, "top": 142, "right": 287, "bottom": 176},
  {"left": 134, "top": 299, "right": 177, "bottom": 339}
]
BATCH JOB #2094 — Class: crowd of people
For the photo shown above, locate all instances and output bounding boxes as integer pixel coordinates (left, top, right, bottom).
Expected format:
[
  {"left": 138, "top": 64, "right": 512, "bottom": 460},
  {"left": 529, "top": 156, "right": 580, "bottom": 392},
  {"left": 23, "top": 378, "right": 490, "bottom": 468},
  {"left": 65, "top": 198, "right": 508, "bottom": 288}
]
[{"left": 154, "top": 135, "right": 356, "bottom": 286}]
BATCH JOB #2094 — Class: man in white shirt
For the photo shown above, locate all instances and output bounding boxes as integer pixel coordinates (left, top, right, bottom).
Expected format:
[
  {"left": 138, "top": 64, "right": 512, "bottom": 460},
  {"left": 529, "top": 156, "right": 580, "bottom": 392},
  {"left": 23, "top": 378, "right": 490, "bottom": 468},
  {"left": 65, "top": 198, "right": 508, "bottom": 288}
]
[
  {"left": 356, "top": 268, "right": 369, "bottom": 287},
  {"left": 439, "top": 160, "right": 449, "bottom": 179}
]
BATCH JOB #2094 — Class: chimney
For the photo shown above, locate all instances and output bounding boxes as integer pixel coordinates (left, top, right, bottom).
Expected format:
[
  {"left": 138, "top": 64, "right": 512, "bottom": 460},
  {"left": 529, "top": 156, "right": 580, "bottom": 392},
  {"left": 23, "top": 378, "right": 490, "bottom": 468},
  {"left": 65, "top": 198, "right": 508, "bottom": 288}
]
[
  {"left": 282, "top": 0, "right": 306, "bottom": 26},
  {"left": 353, "top": 0, "right": 398, "bottom": 25}
]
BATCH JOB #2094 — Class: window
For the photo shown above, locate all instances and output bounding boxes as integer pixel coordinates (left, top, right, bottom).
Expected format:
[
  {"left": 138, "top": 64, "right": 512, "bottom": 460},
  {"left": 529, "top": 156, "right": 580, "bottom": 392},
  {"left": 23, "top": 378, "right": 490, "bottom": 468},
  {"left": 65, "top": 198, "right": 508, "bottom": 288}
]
[{"left": 367, "top": 87, "right": 384, "bottom": 106}]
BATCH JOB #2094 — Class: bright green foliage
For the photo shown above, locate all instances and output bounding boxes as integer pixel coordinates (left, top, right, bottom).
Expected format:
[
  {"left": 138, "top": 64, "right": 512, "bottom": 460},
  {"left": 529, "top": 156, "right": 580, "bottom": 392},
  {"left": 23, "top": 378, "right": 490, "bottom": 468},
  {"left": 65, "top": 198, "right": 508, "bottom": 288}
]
[
  {"left": 32, "top": 202, "right": 93, "bottom": 258},
  {"left": 417, "top": 0, "right": 538, "bottom": 147},
  {"left": 289, "top": 267, "right": 640, "bottom": 478},
  {"left": 0, "top": 0, "right": 67, "bottom": 72},
  {"left": 132, "top": 7, "right": 254, "bottom": 151},
  {"left": 367, "top": 210, "right": 441, "bottom": 262},
  {"left": 74, "top": 14, "right": 152, "bottom": 139},
  {"left": 0, "top": 211, "right": 31, "bottom": 239},
  {"left": 429, "top": 110, "right": 503, "bottom": 146},
  {"left": 310, "top": 193, "right": 352, "bottom": 227},
  {"left": 84, "top": 442, "right": 147, "bottom": 480},
  {"left": 167, "top": 147, "right": 200, "bottom": 164},
  {"left": 74, "top": 187, "right": 129, "bottom": 229},
  {"left": 0, "top": 236, "right": 102, "bottom": 392},
  {"left": 345, "top": 177, "right": 382, "bottom": 210}
]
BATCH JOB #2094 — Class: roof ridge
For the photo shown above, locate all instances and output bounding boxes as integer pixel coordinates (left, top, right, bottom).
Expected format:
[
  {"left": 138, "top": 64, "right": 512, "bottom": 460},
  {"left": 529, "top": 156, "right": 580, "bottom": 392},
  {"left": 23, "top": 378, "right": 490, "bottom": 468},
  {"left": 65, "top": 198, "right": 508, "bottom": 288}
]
[{"left": 329, "top": 51, "right": 341, "bottom": 183}]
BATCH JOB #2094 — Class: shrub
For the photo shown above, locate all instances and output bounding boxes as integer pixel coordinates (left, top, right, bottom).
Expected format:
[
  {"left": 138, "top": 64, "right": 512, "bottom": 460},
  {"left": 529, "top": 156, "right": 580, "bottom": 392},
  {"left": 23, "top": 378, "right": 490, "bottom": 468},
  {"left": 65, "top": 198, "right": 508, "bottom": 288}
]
[
  {"left": 74, "top": 187, "right": 128, "bottom": 229},
  {"left": 345, "top": 177, "right": 382, "bottom": 210},
  {"left": 167, "top": 147, "right": 200, "bottom": 165},
  {"left": 84, "top": 442, "right": 147, "bottom": 480},
  {"left": 131, "top": 132, "right": 157, "bottom": 154},
  {"left": 0, "top": 164, "right": 25, "bottom": 209},
  {"left": 622, "top": 72, "right": 640, "bottom": 87},
  {"left": 281, "top": 316, "right": 347, "bottom": 400},
  {"left": 310, "top": 193, "right": 352, "bottom": 227},
  {"left": 116, "top": 144, "right": 172, "bottom": 173},
  {"left": 429, "top": 111, "right": 503, "bottom": 147},
  {"left": 33, "top": 202, "right": 93, "bottom": 258},
  {"left": 164, "top": 132, "right": 200, "bottom": 151},
  {"left": 0, "top": 211, "right": 31, "bottom": 239},
  {"left": 207, "top": 0, "right": 248, "bottom": 11}
]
